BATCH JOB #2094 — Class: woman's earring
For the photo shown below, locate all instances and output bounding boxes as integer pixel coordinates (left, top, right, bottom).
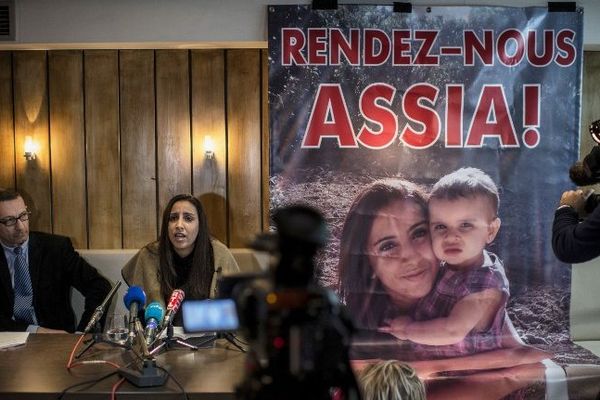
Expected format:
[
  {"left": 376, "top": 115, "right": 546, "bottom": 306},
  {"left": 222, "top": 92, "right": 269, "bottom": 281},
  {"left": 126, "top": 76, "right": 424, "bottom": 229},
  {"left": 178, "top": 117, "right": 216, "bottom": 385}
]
[{"left": 370, "top": 272, "right": 376, "bottom": 280}]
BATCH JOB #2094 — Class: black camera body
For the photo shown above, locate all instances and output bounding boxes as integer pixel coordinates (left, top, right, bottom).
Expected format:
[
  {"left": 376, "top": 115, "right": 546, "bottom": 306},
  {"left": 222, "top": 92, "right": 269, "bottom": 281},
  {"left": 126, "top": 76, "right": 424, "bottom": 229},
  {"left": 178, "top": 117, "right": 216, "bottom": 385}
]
[
  {"left": 584, "top": 192, "right": 600, "bottom": 214},
  {"left": 234, "top": 206, "right": 360, "bottom": 400},
  {"left": 590, "top": 119, "right": 600, "bottom": 145}
]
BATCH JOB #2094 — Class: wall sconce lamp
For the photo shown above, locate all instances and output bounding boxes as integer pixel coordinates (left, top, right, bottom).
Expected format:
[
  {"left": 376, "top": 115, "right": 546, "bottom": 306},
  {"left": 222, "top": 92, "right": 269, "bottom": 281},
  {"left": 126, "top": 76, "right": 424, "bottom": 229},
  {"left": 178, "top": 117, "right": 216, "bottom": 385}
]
[
  {"left": 24, "top": 136, "right": 36, "bottom": 160},
  {"left": 204, "top": 135, "right": 215, "bottom": 159}
]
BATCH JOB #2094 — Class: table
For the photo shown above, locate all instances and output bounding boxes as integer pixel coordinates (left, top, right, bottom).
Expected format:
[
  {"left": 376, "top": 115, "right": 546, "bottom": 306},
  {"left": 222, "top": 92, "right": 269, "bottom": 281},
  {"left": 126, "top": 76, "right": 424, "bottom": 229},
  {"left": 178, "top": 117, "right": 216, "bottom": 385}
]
[{"left": 0, "top": 334, "right": 247, "bottom": 400}]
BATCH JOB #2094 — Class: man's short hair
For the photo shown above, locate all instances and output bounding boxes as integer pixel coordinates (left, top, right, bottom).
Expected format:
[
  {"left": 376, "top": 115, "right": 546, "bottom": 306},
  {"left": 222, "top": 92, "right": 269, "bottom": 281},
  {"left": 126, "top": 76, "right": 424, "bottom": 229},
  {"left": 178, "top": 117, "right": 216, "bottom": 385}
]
[
  {"left": 430, "top": 167, "right": 500, "bottom": 215},
  {"left": 0, "top": 189, "right": 21, "bottom": 203}
]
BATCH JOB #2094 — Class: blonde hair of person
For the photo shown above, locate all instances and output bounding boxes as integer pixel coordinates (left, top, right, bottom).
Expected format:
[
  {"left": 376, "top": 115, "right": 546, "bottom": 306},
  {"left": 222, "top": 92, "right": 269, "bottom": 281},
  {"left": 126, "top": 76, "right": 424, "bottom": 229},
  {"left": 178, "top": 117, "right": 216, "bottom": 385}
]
[{"left": 359, "top": 360, "right": 426, "bottom": 400}]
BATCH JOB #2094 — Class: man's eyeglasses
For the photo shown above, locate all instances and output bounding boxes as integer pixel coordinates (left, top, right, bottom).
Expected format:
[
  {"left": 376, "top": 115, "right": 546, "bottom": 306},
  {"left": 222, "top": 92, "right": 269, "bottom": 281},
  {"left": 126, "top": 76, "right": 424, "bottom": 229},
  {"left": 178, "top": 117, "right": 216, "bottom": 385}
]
[{"left": 0, "top": 211, "right": 31, "bottom": 226}]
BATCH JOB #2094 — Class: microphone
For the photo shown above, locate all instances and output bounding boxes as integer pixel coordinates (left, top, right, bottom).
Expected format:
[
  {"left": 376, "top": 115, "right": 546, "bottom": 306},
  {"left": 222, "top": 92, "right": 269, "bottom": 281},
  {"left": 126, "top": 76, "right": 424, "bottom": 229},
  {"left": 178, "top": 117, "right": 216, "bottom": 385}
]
[
  {"left": 144, "top": 301, "right": 165, "bottom": 346},
  {"left": 162, "top": 289, "right": 185, "bottom": 327},
  {"left": 123, "top": 286, "right": 146, "bottom": 343},
  {"left": 83, "top": 280, "right": 122, "bottom": 334}
]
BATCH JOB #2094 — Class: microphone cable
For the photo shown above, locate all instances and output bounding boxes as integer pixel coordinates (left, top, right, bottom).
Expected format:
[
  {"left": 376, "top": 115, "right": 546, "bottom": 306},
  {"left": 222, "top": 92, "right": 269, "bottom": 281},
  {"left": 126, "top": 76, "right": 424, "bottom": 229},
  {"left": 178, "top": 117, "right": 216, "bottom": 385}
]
[
  {"left": 109, "top": 370, "right": 189, "bottom": 400},
  {"left": 66, "top": 333, "right": 145, "bottom": 370},
  {"left": 61, "top": 343, "right": 191, "bottom": 400},
  {"left": 60, "top": 355, "right": 142, "bottom": 399},
  {"left": 110, "top": 377, "right": 126, "bottom": 400},
  {"left": 57, "top": 370, "right": 120, "bottom": 399},
  {"left": 65, "top": 329, "right": 147, "bottom": 382},
  {"left": 156, "top": 364, "right": 190, "bottom": 400},
  {"left": 66, "top": 334, "right": 122, "bottom": 370},
  {"left": 66, "top": 334, "right": 86, "bottom": 369}
]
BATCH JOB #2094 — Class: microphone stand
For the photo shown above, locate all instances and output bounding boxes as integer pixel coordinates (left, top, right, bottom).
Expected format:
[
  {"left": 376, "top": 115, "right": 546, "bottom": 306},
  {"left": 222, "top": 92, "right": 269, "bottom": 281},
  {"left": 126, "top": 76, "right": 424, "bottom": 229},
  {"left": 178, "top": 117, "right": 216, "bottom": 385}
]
[
  {"left": 76, "top": 281, "right": 126, "bottom": 358},
  {"left": 149, "top": 321, "right": 199, "bottom": 356},
  {"left": 76, "top": 321, "right": 130, "bottom": 358},
  {"left": 118, "top": 319, "right": 168, "bottom": 387},
  {"left": 195, "top": 331, "right": 246, "bottom": 352}
]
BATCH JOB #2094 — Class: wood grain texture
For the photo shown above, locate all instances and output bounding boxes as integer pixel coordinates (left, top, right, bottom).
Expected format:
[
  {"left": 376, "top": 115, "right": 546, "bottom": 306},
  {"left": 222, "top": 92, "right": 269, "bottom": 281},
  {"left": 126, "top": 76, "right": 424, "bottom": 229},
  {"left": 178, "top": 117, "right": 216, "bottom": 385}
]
[
  {"left": 120, "top": 50, "right": 157, "bottom": 248},
  {"left": 13, "top": 51, "right": 52, "bottom": 232},
  {"left": 84, "top": 50, "right": 122, "bottom": 248},
  {"left": 227, "top": 49, "right": 262, "bottom": 247},
  {"left": 6, "top": 47, "right": 287, "bottom": 249},
  {"left": 0, "top": 334, "right": 246, "bottom": 397},
  {"left": 156, "top": 50, "right": 192, "bottom": 224},
  {"left": 261, "top": 49, "right": 270, "bottom": 232},
  {"left": 191, "top": 49, "right": 227, "bottom": 243},
  {"left": 48, "top": 50, "right": 87, "bottom": 248},
  {"left": 0, "top": 51, "right": 15, "bottom": 189}
]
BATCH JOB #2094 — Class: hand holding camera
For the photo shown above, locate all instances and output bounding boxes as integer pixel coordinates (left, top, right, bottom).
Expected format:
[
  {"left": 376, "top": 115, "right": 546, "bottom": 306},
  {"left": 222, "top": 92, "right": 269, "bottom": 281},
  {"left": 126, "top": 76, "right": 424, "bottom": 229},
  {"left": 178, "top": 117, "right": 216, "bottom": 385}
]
[
  {"left": 565, "top": 120, "right": 600, "bottom": 215},
  {"left": 559, "top": 189, "right": 587, "bottom": 215},
  {"left": 553, "top": 120, "right": 600, "bottom": 263}
]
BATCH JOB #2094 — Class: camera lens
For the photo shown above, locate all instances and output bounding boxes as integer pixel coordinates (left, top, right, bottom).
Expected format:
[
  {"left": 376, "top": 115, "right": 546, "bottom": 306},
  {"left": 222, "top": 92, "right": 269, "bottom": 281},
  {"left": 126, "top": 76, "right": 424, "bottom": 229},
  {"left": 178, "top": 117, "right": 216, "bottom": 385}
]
[{"left": 590, "top": 119, "right": 600, "bottom": 145}]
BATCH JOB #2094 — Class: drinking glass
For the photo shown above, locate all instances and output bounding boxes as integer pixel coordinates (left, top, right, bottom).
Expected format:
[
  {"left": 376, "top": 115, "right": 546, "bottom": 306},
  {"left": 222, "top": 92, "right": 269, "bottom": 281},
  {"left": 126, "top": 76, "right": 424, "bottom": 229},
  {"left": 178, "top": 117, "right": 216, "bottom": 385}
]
[{"left": 104, "top": 314, "right": 128, "bottom": 344}]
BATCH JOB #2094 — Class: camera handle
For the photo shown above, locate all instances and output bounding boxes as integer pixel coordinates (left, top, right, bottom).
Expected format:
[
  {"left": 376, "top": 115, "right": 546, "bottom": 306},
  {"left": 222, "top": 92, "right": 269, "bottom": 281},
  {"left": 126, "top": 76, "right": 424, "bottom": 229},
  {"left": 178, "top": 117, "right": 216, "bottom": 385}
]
[{"left": 149, "top": 322, "right": 199, "bottom": 356}]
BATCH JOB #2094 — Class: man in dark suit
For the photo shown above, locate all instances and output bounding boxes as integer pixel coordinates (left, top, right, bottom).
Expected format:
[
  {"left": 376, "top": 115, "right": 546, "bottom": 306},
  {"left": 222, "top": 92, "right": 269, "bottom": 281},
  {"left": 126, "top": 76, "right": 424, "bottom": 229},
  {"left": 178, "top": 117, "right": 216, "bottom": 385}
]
[{"left": 0, "top": 189, "right": 111, "bottom": 333}]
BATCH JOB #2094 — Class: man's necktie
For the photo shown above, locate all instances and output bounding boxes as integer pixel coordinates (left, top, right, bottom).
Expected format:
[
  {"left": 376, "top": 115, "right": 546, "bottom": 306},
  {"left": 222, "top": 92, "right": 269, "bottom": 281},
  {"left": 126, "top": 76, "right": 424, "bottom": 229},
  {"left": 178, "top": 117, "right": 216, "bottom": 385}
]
[{"left": 13, "top": 246, "right": 35, "bottom": 324}]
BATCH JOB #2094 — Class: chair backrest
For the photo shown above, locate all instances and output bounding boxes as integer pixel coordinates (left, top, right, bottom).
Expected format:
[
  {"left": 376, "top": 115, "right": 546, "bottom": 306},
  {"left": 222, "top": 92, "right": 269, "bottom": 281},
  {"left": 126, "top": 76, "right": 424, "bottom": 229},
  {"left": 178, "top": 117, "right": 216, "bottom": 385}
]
[{"left": 72, "top": 249, "right": 138, "bottom": 323}]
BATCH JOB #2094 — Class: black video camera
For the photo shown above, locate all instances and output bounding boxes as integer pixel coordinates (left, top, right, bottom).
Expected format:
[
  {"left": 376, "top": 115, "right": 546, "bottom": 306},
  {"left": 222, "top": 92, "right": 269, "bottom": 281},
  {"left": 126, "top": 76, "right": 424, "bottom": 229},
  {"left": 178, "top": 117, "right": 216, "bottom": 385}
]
[
  {"left": 569, "top": 120, "right": 600, "bottom": 212},
  {"left": 234, "top": 205, "right": 361, "bottom": 400}
]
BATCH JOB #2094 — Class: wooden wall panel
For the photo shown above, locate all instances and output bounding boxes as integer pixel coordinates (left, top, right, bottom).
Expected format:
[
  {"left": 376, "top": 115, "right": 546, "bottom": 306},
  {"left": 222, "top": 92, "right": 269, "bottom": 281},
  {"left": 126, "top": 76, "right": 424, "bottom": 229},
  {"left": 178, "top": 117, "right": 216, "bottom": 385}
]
[
  {"left": 0, "top": 52, "right": 15, "bottom": 189},
  {"left": 156, "top": 50, "right": 192, "bottom": 223},
  {"left": 48, "top": 51, "right": 87, "bottom": 248},
  {"left": 13, "top": 51, "right": 52, "bottom": 232},
  {"left": 227, "top": 49, "right": 262, "bottom": 247},
  {"left": 4, "top": 47, "right": 271, "bottom": 249},
  {"left": 84, "top": 50, "right": 122, "bottom": 248},
  {"left": 191, "top": 50, "right": 227, "bottom": 243},
  {"left": 120, "top": 50, "right": 157, "bottom": 248}
]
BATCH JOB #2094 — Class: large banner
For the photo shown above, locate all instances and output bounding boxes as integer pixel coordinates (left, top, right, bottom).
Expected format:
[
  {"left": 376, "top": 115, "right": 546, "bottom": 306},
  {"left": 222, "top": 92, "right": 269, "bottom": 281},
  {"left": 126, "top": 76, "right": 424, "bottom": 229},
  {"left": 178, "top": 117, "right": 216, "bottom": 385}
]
[{"left": 269, "top": 4, "right": 598, "bottom": 399}]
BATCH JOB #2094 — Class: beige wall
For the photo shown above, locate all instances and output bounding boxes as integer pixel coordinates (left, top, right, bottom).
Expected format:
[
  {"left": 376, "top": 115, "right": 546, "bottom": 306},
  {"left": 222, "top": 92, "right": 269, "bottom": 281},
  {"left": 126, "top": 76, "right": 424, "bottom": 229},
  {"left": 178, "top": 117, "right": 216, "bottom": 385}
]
[{"left": 3, "top": 1, "right": 600, "bottom": 50}]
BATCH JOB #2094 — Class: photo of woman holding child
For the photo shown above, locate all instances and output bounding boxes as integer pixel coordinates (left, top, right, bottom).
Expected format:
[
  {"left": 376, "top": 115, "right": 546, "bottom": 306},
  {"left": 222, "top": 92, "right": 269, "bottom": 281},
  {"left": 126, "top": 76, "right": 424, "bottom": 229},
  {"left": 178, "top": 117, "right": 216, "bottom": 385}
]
[
  {"left": 270, "top": 166, "right": 600, "bottom": 398},
  {"left": 335, "top": 174, "right": 550, "bottom": 398},
  {"left": 339, "top": 171, "right": 508, "bottom": 351}
]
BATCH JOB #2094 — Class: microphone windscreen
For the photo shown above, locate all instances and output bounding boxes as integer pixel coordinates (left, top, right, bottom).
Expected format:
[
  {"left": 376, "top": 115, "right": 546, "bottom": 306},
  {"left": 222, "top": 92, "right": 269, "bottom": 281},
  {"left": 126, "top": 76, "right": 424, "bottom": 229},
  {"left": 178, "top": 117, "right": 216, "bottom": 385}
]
[
  {"left": 145, "top": 301, "right": 165, "bottom": 322},
  {"left": 124, "top": 286, "right": 147, "bottom": 309},
  {"left": 167, "top": 289, "right": 185, "bottom": 311}
]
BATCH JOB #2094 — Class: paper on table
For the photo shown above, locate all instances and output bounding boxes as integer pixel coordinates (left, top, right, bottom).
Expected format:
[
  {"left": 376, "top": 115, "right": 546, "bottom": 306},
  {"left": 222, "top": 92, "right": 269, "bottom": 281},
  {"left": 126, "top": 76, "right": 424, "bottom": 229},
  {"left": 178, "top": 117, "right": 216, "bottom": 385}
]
[{"left": 0, "top": 332, "right": 29, "bottom": 349}]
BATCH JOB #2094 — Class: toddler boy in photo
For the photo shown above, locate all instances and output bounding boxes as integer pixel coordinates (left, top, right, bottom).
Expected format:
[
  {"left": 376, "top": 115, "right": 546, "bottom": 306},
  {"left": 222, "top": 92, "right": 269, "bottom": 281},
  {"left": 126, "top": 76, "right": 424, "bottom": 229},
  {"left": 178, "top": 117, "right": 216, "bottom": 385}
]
[{"left": 380, "top": 167, "right": 509, "bottom": 358}]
